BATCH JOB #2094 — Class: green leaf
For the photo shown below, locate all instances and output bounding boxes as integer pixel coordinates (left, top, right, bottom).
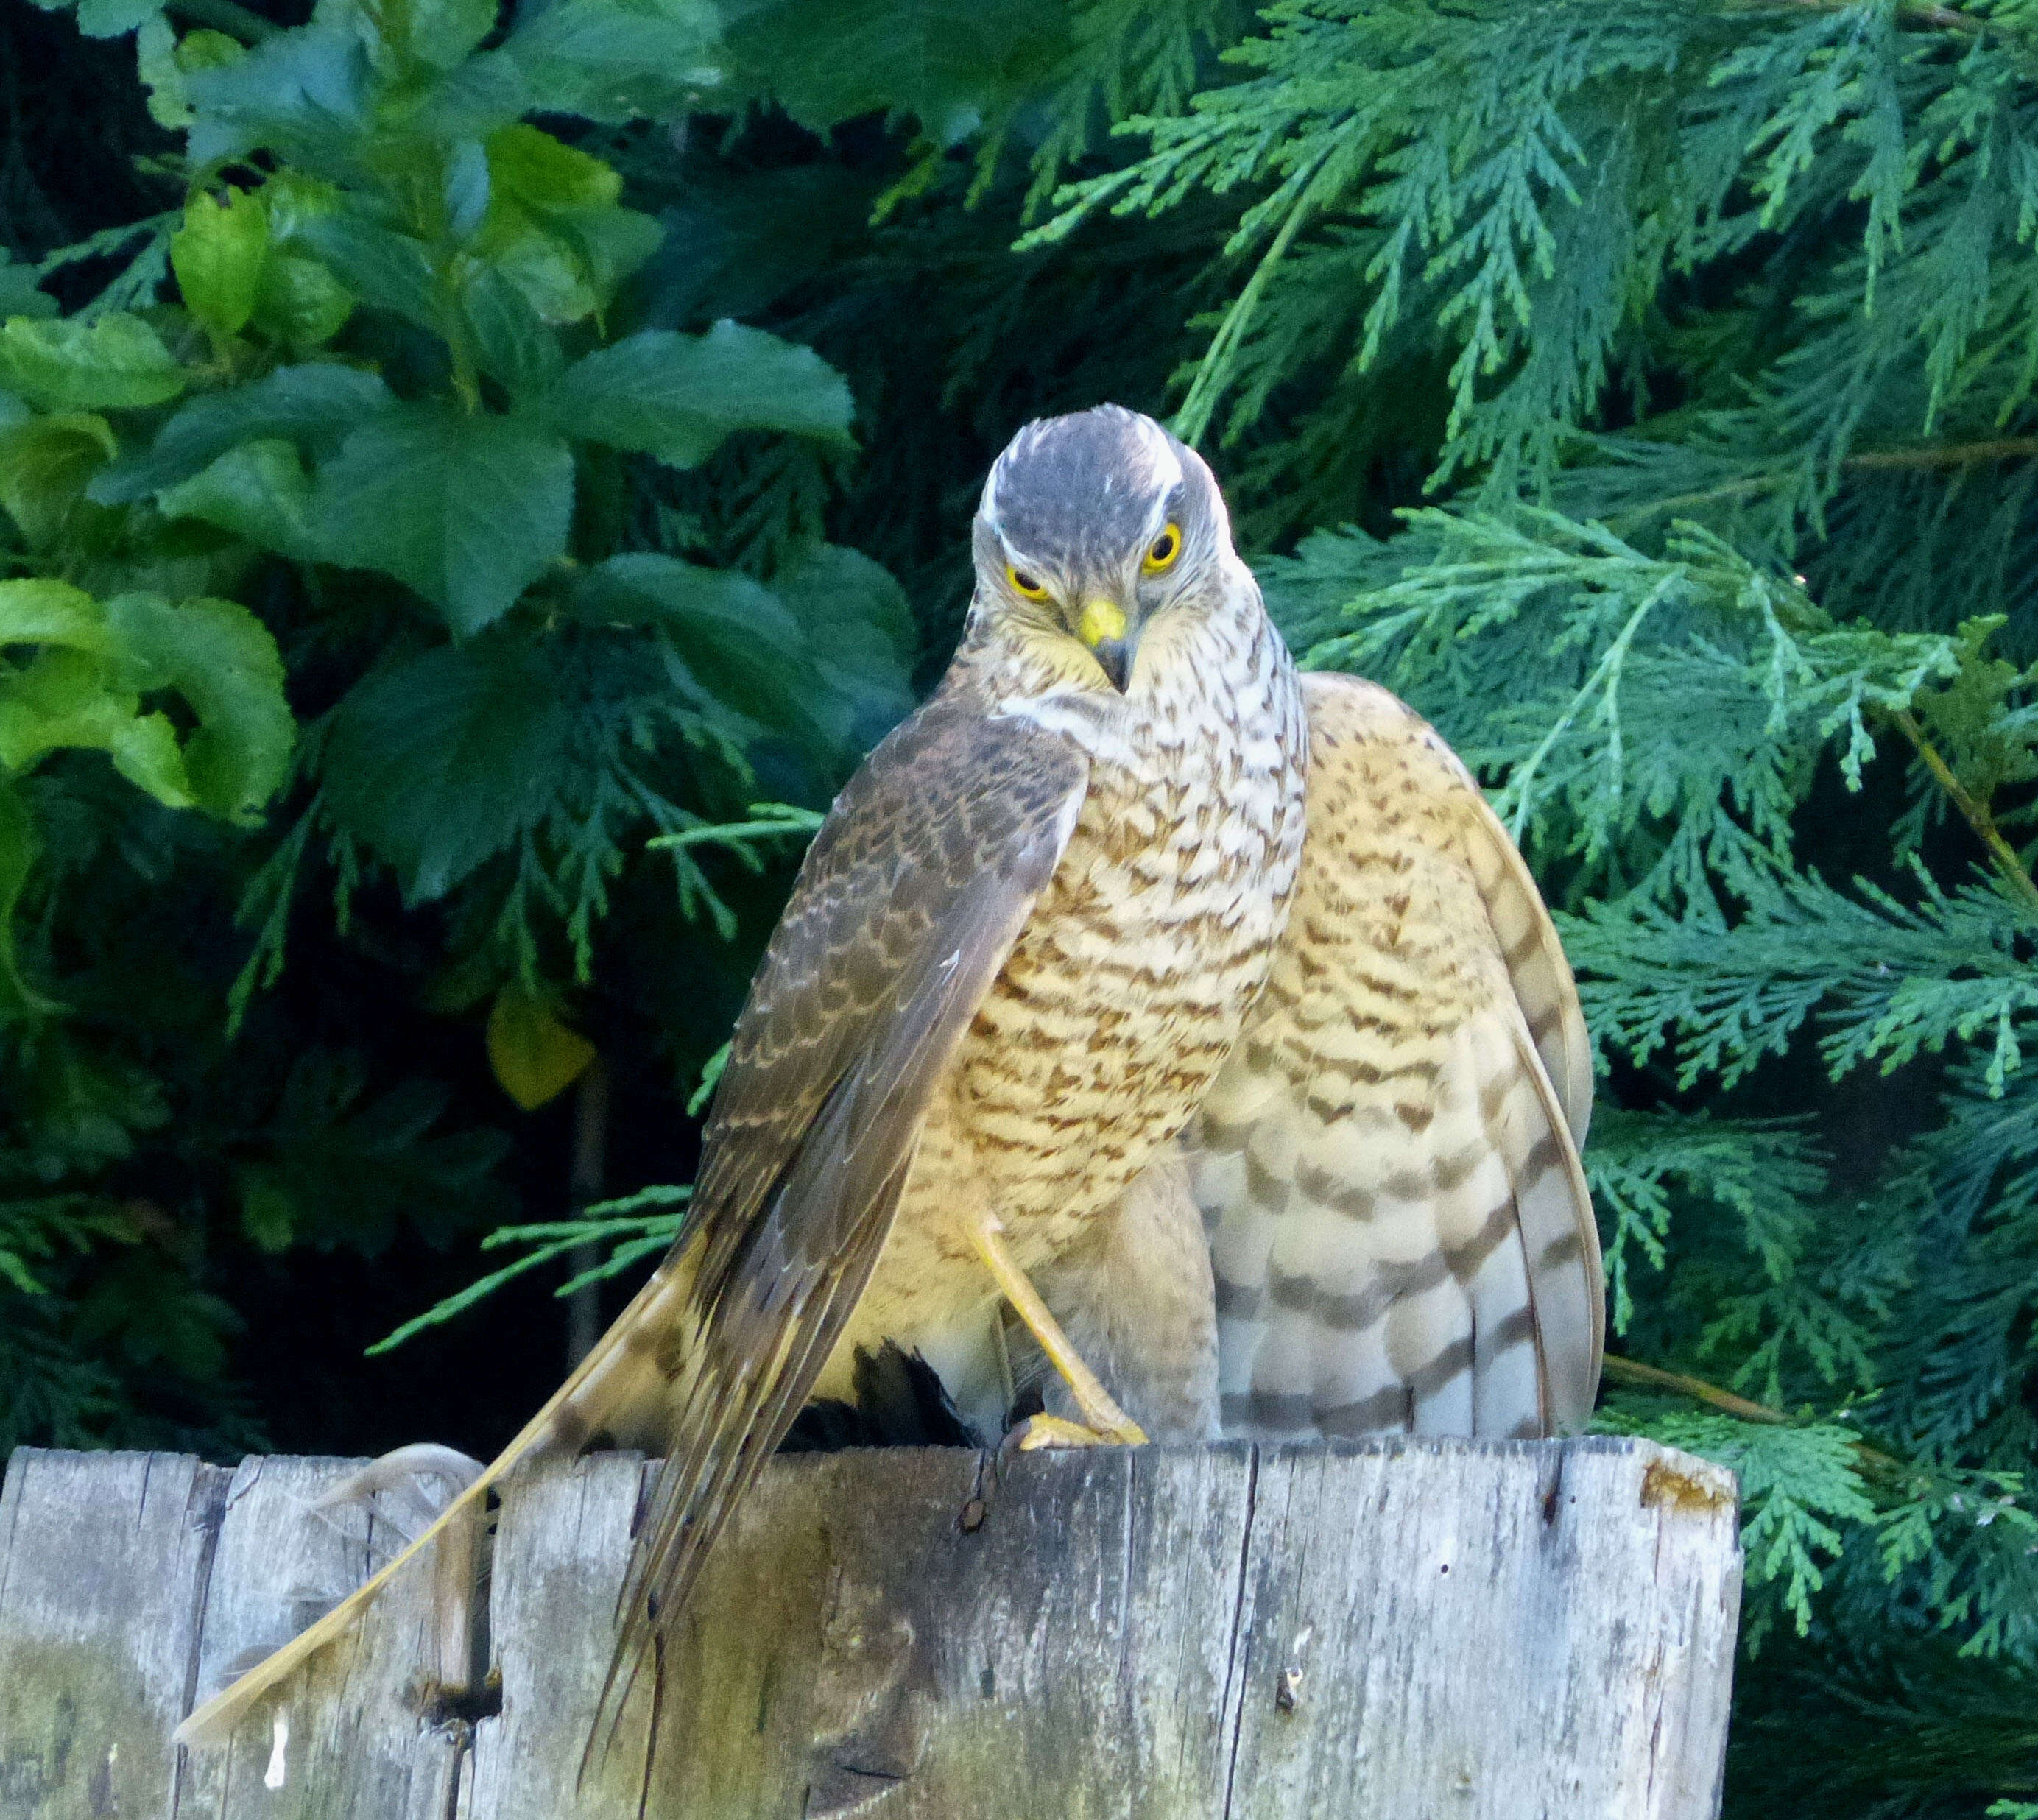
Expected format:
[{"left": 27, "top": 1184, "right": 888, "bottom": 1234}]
[
  {"left": 184, "top": 27, "right": 373, "bottom": 169},
  {"left": 0, "top": 316, "right": 186, "bottom": 412},
  {"left": 102, "top": 593, "right": 292, "bottom": 822},
  {"left": 588, "top": 552, "right": 809, "bottom": 728},
  {"left": 0, "top": 251, "right": 57, "bottom": 322},
  {"left": 90, "top": 361, "right": 396, "bottom": 503},
  {"left": 403, "top": 0, "right": 496, "bottom": 70},
  {"left": 0, "top": 578, "right": 116, "bottom": 655},
  {"left": 74, "top": 0, "right": 162, "bottom": 38},
  {"left": 459, "top": 263, "right": 565, "bottom": 395},
  {"left": 771, "top": 541, "right": 917, "bottom": 749},
  {"left": 170, "top": 187, "right": 270, "bottom": 338},
  {"left": 501, "top": 0, "right": 724, "bottom": 123},
  {"left": 0, "top": 645, "right": 191, "bottom": 805},
  {"left": 322, "top": 637, "right": 571, "bottom": 900},
  {"left": 486, "top": 123, "right": 624, "bottom": 212},
  {"left": 155, "top": 438, "right": 320, "bottom": 562},
  {"left": 294, "top": 212, "right": 442, "bottom": 332},
  {"left": 472, "top": 127, "right": 660, "bottom": 323},
  {"left": 0, "top": 413, "right": 119, "bottom": 548},
  {"left": 724, "top": 0, "right": 1066, "bottom": 141},
  {"left": 543, "top": 322, "right": 854, "bottom": 469},
  {"left": 247, "top": 253, "right": 355, "bottom": 348},
  {"left": 311, "top": 403, "right": 574, "bottom": 635}
]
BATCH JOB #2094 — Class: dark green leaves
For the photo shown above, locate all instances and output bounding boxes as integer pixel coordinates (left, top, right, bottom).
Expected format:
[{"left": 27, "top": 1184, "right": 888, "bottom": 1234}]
[
  {"left": 91, "top": 362, "right": 396, "bottom": 503},
  {"left": 542, "top": 322, "right": 855, "bottom": 468},
  {"left": 310, "top": 404, "right": 574, "bottom": 635},
  {"left": 322, "top": 637, "right": 569, "bottom": 901}
]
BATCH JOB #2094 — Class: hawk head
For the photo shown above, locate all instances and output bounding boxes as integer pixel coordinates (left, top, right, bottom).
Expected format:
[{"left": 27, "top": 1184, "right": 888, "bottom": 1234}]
[{"left": 971, "top": 404, "right": 1244, "bottom": 694}]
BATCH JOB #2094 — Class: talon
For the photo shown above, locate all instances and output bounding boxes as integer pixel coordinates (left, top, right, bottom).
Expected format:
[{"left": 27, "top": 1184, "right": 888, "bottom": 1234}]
[{"left": 1010, "top": 1412, "right": 1147, "bottom": 1453}]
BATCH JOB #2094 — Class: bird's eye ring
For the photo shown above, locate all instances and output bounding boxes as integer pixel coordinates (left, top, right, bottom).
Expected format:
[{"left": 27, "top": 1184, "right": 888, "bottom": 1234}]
[
  {"left": 1143, "top": 523, "right": 1182, "bottom": 573},
  {"left": 1007, "top": 565, "right": 1049, "bottom": 600}
]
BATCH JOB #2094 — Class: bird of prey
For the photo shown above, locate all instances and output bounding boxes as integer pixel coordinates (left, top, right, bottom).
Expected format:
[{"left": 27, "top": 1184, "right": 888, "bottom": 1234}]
[
  {"left": 1015, "top": 682, "right": 1601, "bottom": 1447},
  {"left": 181, "top": 402, "right": 1316, "bottom": 1746}
]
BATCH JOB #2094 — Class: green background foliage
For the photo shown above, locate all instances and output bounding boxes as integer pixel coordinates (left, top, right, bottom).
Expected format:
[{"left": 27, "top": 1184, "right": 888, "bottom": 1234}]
[{"left": 4, "top": 0, "right": 2035, "bottom": 1809}]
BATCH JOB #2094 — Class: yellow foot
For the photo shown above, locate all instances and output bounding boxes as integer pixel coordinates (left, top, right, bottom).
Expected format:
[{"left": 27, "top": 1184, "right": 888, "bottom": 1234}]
[{"left": 1010, "top": 1411, "right": 1148, "bottom": 1453}]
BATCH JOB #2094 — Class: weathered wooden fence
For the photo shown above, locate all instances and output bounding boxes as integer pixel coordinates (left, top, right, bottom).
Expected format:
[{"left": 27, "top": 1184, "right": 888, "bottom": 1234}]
[{"left": 0, "top": 1436, "right": 1741, "bottom": 1819}]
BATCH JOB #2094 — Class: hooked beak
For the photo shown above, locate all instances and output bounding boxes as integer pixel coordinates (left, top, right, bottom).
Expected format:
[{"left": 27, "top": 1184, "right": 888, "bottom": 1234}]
[{"left": 1079, "top": 598, "right": 1136, "bottom": 693}]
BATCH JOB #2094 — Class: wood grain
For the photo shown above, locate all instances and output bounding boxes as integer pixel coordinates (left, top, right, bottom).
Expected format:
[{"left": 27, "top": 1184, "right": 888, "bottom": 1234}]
[{"left": 1, "top": 1437, "right": 1741, "bottom": 1819}]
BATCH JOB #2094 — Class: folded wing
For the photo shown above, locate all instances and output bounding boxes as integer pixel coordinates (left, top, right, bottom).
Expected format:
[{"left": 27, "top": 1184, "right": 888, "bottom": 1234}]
[
  {"left": 179, "top": 685, "right": 1087, "bottom": 1749},
  {"left": 1187, "top": 672, "right": 1601, "bottom": 1442}
]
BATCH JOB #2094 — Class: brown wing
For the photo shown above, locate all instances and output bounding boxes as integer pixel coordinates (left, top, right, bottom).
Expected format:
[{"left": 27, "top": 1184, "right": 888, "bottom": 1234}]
[
  {"left": 1188, "top": 671, "right": 1602, "bottom": 1444},
  {"left": 177, "top": 683, "right": 1087, "bottom": 1751}
]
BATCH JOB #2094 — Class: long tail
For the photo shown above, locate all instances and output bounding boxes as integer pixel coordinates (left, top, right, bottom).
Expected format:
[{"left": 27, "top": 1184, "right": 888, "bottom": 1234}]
[{"left": 174, "top": 1252, "right": 697, "bottom": 1746}]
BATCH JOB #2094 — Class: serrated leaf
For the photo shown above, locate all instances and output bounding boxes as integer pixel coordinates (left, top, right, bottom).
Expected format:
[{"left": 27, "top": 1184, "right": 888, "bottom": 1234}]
[
  {"left": 138, "top": 15, "right": 193, "bottom": 128},
  {"left": 544, "top": 322, "right": 853, "bottom": 468},
  {"left": 459, "top": 263, "right": 565, "bottom": 395},
  {"left": 248, "top": 253, "right": 355, "bottom": 348},
  {"left": 295, "top": 212, "right": 442, "bottom": 331},
  {"left": 772, "top": 541, "right": 917, "bottom": 751},
  {"left": 171, "top": 187, "right": 270, "bottom": 338},
  {"left": 487, "top": 123, "right": 624, "bottom": 212},
  {"left": 312, "top": 403, "right": 574, "bottom": 635},
  {"left": 0, "top": 253, "right": 58, "bottom": 322},
  {"left": 75, "top": 0, "right": 161, "bottom": 37},
  {"left": 91, "top": 361, "right": 396, "bottom": 503},
  {"left": 185, "top": 27, "right": 374, "bottom": 169},
  {"left": 322, "top": 637, "right": 571, "bottom": 901},
  {"left": 724, "top": 0, "right": 1066, "bottom": 140},
  {"left": 501, "top": 0, "right": 724, "bottom": 123},
  {"left": 0, "top": 645, "right": 192, "bottom": 806},
  {"left": 487, "top": 983, "right": 595, "bottom": 1110},
  {"left": 404, "top": 0, "right": 496, "bottom": 69},
  {"left": 0, "top": 413, "right": 119, "bottom": 547},
  {"left": 102, "top": 593, "right": 293, "bottom": 822},
  {"left": 157, "top": 438, "right": 320, "bottom": 562},
  {"left": 0, "top": 315, "right": 186, "bottom": 412},
  {"left": 589, "top": 552, "right": 810, "bottom": 729},
  {"left": 0, "top": 577, "right": 116, "bottom": 655}
]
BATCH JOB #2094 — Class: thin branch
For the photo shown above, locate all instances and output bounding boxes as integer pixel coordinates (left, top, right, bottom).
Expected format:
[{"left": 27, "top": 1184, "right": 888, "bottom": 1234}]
[
  {"left": 1609, "top": 438, "right": 2038, "bottom": 532},
  {"left": 1602, "top": 1352, "right": 1794, "bottom": 1423},
  {"left": 1892, "top": 710, "right": 2038, "bottom": 917}
]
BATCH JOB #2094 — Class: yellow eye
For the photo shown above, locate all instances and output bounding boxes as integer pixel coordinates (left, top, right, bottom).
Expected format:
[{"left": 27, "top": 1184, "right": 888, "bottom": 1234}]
[
  {"left": 1007, "top": 565, "right": 1049, "bottom": 600},
  {"left": 1143, "top": 523, "right": 1182, "bottom": 573}
]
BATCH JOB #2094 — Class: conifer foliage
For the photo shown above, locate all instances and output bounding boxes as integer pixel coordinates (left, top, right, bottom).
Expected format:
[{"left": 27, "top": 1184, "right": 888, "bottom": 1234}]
[{"left": 5, "top": 0, "right": 2038, "bottom": 1808}]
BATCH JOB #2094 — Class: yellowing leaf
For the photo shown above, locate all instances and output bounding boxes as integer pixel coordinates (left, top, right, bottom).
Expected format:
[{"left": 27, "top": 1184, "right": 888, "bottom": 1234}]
[
  {"left": 172, "top": 188, "right": 272, "bottom": 339},
  {"left": 487, "top": 984, "right": 596, "bottom": 1111}
]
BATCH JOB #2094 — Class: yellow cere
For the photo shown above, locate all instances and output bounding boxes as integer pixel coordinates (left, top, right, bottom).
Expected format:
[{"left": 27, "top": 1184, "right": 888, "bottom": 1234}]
[
  {"left": 1079, "top": 598, "right": 1129, "bottom": 649},
  {"left": 1143, "top": 521, "right": 1182, "bottom": 572}
]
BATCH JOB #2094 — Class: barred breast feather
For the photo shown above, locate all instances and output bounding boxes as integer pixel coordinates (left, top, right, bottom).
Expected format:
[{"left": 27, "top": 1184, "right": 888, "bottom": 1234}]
[{"left": 1187, "top": 671, "right": 1602, "bottom": 1442}]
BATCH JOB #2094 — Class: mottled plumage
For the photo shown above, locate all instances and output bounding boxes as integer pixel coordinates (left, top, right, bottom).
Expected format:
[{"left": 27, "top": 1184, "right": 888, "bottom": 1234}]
[
  {"left": 178, "top": 403, "right": 1311, "bottom": 1751},
  {"left": 1188, "top": 673, "right": 1601, "bottom": 1442}
]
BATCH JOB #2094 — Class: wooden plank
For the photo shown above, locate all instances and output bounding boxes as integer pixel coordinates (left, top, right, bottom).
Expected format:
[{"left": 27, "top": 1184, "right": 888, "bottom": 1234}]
[
  {"left": 4, "top": 1437, "right": 1741, "bottom": 1819},
  {"left": 0, "top": 1449, "right": 228, "bottom": 1820},
  {"left": 1219, "top": 1436, "right": 1741, "bottom": 1820},
  {"left": 469, "top": 1436, "right": 1739, "bottom": 1820},
  {"left": 166, "top": 1455, "right": 470, "bottom": 1820}
]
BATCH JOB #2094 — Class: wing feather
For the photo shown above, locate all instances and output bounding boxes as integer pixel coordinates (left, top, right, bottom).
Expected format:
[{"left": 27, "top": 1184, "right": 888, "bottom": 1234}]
[
  {"left": 178, "top": 684, "right": 1087, "bottom": 1752},
  {"left": 1191, "top": 671, "right": 1601, "bottom": 1444}
]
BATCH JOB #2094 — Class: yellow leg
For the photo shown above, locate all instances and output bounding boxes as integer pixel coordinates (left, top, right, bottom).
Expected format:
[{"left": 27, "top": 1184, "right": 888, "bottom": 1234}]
[{"left": 962, "top": 1213, "right": 1146, "bottom": 1446}]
